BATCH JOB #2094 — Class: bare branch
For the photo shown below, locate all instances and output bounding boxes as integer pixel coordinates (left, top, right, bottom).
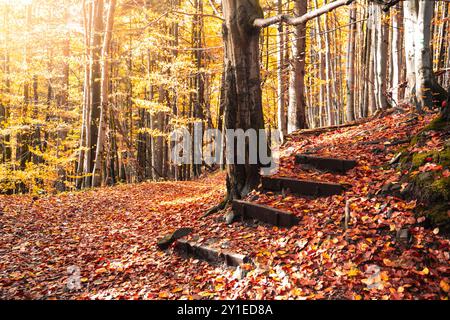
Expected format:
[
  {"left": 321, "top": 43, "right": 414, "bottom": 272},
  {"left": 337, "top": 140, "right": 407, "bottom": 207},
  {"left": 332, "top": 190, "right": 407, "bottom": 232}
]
[
  {"left": 253, "top": 0, "right": 354, "bottom": 29},
  {"left": 286, "top": 0, "right": 354, "bottom": 26},
  {"left": 253, "top": 14, "right": 286, "bottom": 28}
]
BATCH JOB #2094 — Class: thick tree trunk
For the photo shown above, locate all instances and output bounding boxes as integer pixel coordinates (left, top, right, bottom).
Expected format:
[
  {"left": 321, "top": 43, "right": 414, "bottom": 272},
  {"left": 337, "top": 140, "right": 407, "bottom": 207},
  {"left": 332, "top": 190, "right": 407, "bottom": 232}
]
[
  {"left": 404, "top": 0, "right": 447, "bottom": 111},
  {"left": 222, "top": 0, "right": 265, "bottom": 200},
  {"left": 415, "top": 0, "right": 448, "bottom": 110}
]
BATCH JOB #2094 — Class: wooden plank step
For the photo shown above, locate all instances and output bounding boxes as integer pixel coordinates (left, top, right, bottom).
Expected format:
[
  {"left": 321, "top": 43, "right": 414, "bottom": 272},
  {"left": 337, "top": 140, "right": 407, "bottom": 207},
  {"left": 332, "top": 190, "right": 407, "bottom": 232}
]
[
  {"left": 157, "top": 227, "right": 194, "bottom": 250},
  {"left": 232, "top": 200, "right": 299, "bottom": 228},
  {"left": 262, "top": 176, "right": 343, "bottom": 197},
  {"left": 174, "top": 239, "right": 250, "bottom": 267},
  {"left": 295, "top": 154, "right": 357, "bottom": 173}
]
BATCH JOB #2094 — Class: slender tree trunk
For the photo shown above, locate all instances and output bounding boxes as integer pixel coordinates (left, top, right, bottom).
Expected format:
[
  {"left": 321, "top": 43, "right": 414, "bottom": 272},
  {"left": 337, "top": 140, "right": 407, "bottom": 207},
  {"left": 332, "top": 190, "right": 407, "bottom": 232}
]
[
  {"left": 276, "top": 0, "right": 287, "bottom": 138},
  {"left": 85, "top": 0, "right": 104, "bottom": 187},
  {"left": 404, "top": 0, "right": 417, "bottom": 106},
  {"left": 323, "top": 0, "right": 334, "bottom": 125},
  {"left": 345, "top": 4, "right": 356, "bottom": 122},
  {"left": 374, "top": 4, "right": 390, "bottom": 110},
  {"left": 391, "top": 3, "right": 401, "bottom": 105},
  {"left": 77, "top": 0, "right": 92, "bottom": 188},
  {"left": 287, "top": 0, "right": 307, "bottom": 133},
  {"left": 1, "top": 4, "right": 11, "bottom": 163},
  {"left": 92, "top": 0, "right": 116, "bottom": 187}
]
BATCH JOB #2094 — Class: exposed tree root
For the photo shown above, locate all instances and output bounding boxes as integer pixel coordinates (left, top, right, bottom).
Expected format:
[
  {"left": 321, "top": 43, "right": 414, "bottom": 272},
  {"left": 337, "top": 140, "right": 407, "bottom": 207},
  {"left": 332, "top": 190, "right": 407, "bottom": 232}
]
[{"left": 202, "top": 194, "right": 230, "bottom": 218}]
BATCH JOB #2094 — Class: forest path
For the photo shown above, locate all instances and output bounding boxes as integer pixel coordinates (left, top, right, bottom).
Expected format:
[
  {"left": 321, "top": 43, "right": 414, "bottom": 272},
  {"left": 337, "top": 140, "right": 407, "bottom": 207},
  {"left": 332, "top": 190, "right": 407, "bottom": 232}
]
[
  {"left": 1, "top": 112, "right": 449, "bottom": 300},
  {"left": 0, "top": 174, "right": 226, "bottom": 299}
]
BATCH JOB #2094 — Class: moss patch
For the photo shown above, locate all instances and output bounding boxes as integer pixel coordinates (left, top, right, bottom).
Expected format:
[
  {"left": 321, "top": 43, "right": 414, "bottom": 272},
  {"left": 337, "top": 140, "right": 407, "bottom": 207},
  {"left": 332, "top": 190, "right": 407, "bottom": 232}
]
[
  {"left": 396, "top": 116, "right": 450, "bottom": 233},
  {"left": 431, "top": 177, "right": 450, "bottom": 201},
  {"left": 422, "top": 204, "right": 450, "bottom": 234},
  {"left": 423, "top": 116, "right": 447, "bottom": 132}
]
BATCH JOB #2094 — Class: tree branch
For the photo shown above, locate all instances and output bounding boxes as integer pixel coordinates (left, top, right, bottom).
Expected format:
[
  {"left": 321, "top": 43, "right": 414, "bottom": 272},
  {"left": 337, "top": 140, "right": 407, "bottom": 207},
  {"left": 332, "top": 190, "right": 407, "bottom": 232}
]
[
  {"left": 285, "top": 0, "right": 354, "bottom": 26},
  {"left": 253, "top": 14, "right": 286, "bottom": 28},
  {"left": 253, "top": 0, "right": 354, "bottom": 29}
]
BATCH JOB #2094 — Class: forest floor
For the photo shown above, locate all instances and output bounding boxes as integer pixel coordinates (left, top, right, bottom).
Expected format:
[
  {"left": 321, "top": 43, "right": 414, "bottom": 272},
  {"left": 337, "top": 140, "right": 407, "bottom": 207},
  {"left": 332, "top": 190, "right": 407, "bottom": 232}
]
[{"left": 1, "top": 111, "right": 449, "bottom": 300}]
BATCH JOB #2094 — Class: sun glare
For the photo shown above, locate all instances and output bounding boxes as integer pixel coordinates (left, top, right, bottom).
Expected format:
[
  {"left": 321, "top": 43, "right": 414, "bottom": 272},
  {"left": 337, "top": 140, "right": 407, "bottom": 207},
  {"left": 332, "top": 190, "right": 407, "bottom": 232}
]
[{"left": 0, "top": 0, "right": 33, "bottom": 7}]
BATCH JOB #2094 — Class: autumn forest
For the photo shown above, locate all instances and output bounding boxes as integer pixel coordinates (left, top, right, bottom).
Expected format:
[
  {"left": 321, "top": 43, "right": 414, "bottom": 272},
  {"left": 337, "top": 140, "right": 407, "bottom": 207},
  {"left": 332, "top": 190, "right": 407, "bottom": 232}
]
[{"left": 1, "top": 0, "right": 450, "bottom": 302}]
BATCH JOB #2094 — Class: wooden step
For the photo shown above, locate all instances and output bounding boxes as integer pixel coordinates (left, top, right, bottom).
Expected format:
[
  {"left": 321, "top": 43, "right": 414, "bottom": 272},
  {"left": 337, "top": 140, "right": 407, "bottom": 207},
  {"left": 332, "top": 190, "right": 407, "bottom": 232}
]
[
  {"left": 232, "top": 200, "right": 299, "bottom": 228},
  {"left": 262, "top": 176, "right": 343, "bottom": 197},
  {"left": 157, "top": 227, "right": 194, "bottom": 250},
  {"left": 174, "top": 239, "right": 250, "bottom": 267},
  {"left": 295, "top": 154, "right": 357, "bottom": 173}
]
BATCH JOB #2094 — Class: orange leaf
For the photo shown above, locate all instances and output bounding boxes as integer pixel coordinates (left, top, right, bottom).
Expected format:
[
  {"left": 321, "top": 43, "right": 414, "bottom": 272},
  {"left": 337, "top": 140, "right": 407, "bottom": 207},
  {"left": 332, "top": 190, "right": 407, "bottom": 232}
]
[
  {"left": 440, "top": 280, "right": 449, "bottom": 293},
  {"left": 95, "top": 267, "right": 108, "bottom": 275}
]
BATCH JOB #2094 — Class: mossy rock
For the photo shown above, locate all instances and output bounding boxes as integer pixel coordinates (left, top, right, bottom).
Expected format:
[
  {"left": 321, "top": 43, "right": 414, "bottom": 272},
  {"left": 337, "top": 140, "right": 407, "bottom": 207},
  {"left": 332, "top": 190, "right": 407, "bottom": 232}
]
[
  {"left": 423, "top": 116, "right": 447, "bottom": 132},
  {"left": 402, "top": 146, "right": 450, "bottom": 170},
  {"left": 431, "top": 177, "right": 450, "bottom": 201},
  {"left": 394, "top": 116, "right": 450, "bottom": 233},
  {"left": 421, "top": 203, "right": 450, "bottom": 234}
]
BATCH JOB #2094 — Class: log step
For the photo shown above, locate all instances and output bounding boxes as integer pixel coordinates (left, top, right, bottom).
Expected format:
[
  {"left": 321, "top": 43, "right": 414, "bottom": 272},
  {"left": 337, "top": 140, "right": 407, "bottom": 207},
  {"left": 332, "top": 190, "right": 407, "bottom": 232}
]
[
  {"left": 157, "top": 227, "right": 194, "bottom": 250},
  {"left": 232, "top": 200, "right": 299, "bottom": 228},
  {"left": 295, "top": 154, "right": 357, "bottom": 173},
  {"left": 262, "top": 176, "right": 343, "bottom": 197},
  {"left": 174, "top": 239, "right": 250, "bottom": 267}
]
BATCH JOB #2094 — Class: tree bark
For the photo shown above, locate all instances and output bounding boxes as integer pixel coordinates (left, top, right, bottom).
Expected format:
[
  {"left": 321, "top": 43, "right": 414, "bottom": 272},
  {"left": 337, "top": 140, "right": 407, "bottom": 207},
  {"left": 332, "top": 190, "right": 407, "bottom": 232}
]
[
  {"left": 222, "top": 0, "right": 265, "bottom": 200},
  {"left": 374, "top": 4, "right": 390, "bottom": 110},
  {"left": 404, "top": 0, "right": 447, "bottom": 111},
  {"left": 391, "top": 2, "right": 401, "bottom": 105},
  {"left": 345, "top": 4, "right": 357, "bottom": 122},
  {"left": 85, "top": 0, "right": 104, "bottom": 187},
  {"left": 92, "top": 0, "right": 116, "bottom": 187},
  {"left": 287, "top": 0, "right": 307, "bottom": 133},
  {"left": 277, "top": 0, "right": 287, "bottom": 138},
  {"left": 415, "top": 0, "right": 447, "bottom": 110}
]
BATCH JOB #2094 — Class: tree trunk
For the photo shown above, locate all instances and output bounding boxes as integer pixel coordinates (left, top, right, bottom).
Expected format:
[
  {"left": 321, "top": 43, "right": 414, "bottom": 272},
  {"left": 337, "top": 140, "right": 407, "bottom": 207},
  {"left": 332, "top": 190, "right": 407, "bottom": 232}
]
[
  {"left": 287, "top": 0, "right": 307, "bottom": 133},
  {"left": 415, "top": 0, "right": 447, "bottom": 110},
  {"left": 276, "top": 0, "right": 287, "bottom": 139},
  {"left": 77, "top": 0, "right": 92, "bottom": 189},
  {"left": 345, "top": 4, "right": 356, "bottom": 122},
  {"left": 323, "top": 0, "right": 334, "bottom": 125},
  {"left": 1, "top": 4, "right": 11, "bottom": 163},
  {"left": 404, "top": 0, "right": 417, "bottom": 106},
  {"left": 404, "top": 0, "right": 447, "bottom": 111},
  {"left": 85, "top": 0, "right": 104, "bottom": 187},
  {"left": 222, "top": 0, "right": 265, "bottom": 200},
  {"left": 374, "top": 4, "right": 390, "bottom": 110},
  {"left": 92, "top": 0, "right": 116, "bottom": 187}
]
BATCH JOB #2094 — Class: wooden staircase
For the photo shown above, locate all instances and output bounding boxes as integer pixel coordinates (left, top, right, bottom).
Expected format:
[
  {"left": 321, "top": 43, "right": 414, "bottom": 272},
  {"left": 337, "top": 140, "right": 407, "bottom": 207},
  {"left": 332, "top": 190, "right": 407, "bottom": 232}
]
[
  {"left": 232, "top": 200, "right": 300, "bottom": 228},
  {"left": 160, "top": 154, "right": 358, "bottom": 268},
  {"left": 262, "top": 176, "right": 344, "bottom": 197},
  {"left": 174, "top": 239, "right": 250, "bottom": 267},
  {"left": 295, "top": 154, "right": 357, "bottom": 174}
]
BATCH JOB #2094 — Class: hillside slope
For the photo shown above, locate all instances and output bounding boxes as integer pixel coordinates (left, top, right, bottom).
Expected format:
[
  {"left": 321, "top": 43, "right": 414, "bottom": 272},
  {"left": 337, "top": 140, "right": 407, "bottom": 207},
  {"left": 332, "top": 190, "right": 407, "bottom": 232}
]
[{"left": 1, "top": 112, "right": 449, "bottom": 300}]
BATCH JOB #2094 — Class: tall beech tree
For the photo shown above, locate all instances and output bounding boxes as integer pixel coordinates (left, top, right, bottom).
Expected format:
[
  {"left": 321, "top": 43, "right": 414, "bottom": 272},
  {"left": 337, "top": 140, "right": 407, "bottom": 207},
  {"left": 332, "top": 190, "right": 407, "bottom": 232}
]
[
  {"left": 219, "top": 0, "right": 355, "bottom": 203},
  {"left": 404, "top": 0, "right": 447, "bottom": 110}
]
